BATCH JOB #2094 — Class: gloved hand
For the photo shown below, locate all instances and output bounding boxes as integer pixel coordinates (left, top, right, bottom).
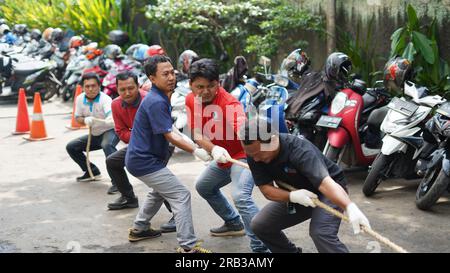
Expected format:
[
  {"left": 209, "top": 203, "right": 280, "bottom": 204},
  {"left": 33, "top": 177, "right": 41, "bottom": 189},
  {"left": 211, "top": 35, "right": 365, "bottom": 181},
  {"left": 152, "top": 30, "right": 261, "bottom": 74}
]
[
  {"left": 84, "top": 116, "right": 95, "bottom": 127},
  {"left": 289, "top": 189, "right": 318, "bottom": 207},
  {"left": 211, "top": 146, "right": 231, "bottom": 163},
  {"left": 193, "top": 148, "right": 212, "bottom": 162},
  {"left": 345, "top": 202, "right": 371, "bottom": 234}
]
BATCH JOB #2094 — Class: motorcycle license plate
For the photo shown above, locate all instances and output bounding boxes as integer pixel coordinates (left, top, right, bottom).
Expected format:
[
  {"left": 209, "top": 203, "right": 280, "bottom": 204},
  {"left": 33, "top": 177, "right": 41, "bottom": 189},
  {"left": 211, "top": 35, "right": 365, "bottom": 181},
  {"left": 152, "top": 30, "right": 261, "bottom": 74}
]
[
  {"left": 387, "top": 97, "right": 419, "bottom": 117},
  {"left": 316, "top": 115, "right": 342, "bottom": 129}
]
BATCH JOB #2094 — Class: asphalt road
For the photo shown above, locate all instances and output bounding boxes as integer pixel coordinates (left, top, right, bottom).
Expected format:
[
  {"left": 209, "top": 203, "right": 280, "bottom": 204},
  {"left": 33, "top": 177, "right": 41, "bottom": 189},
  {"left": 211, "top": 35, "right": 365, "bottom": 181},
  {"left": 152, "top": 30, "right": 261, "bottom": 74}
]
[{"left": 0, "top": 97, "right": 449, "bottom": 253}]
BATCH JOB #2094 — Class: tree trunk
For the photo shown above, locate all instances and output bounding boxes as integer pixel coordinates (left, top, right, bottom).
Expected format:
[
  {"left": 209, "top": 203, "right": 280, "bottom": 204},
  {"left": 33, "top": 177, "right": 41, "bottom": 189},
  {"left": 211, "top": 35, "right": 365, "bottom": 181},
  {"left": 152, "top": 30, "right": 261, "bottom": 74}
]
[{"left": 327, "top": 0, "right": 336, "bottom": 54}]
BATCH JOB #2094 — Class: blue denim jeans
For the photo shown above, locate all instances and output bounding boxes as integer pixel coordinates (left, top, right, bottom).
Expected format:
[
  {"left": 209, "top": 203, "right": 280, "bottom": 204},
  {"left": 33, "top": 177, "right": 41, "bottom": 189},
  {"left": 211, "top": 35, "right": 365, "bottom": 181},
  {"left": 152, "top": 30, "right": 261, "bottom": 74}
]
[
  {"left": 195, "top": 159, "right": 269, "bottom": 253},
  {"left": 66, "top": 129, "right": 119, "bottom": 175}
]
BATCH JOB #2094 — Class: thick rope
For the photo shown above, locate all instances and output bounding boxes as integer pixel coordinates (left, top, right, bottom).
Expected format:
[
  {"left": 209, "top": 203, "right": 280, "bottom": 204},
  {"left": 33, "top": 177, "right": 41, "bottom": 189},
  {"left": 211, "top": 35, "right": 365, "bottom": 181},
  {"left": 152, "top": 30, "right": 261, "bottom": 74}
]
[
  {"left": 227, "top": 158, "right": 408, "bottom": 253},
  {"left": 86, "top": 126, "right": 95, "bottom": 180}
]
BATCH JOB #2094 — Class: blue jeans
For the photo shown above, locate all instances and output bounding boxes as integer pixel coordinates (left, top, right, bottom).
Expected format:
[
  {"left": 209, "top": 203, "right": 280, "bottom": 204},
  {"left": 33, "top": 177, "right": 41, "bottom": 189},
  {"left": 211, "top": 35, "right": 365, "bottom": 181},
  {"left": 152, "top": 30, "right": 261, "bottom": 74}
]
[
  {"left": 195, "top": 160, "right": 269, "bottom": 253},
  {"left": 66, "top": 129, "right": 119, "bottom": 176}
]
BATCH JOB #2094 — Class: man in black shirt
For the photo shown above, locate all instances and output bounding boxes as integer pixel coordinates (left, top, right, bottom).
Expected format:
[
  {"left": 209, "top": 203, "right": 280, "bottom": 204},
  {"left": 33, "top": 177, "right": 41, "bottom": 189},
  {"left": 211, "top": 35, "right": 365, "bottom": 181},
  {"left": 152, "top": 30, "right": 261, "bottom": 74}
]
[{"left": 239, "top": 118, "right": 371, "bottom": 253}]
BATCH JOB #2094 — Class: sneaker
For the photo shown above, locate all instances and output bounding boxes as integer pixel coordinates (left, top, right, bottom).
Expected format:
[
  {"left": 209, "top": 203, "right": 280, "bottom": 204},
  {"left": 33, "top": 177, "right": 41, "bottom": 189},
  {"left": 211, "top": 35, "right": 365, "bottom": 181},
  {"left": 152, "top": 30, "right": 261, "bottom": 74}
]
[
  {"left": 176, "top": 242, "right": 212, "bottom": 253},
  {"left": 107, "top": 185, "right": 119, "bottom": 195},
  {"left": 160, "top": 216, "right": 176, "bottom": 233},
  {"left": 108, "top": 196, "right": 138, "bottom": 210},
  {"left": 210, "top": 221, "right": 245, "bottom": 237},
  {"left": 76, "top": 169, "right": 101, "bottom": 182},
  {"left": 128, "top": 228, "right": 161, "bottom": 242}
]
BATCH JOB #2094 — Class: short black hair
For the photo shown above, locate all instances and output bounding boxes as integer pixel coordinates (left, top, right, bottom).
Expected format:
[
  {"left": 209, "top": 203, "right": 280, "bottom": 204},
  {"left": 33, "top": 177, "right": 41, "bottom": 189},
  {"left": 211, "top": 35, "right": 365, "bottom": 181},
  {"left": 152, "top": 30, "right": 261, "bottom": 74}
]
[
  {"left": 81, "top": 72, "right": 100, "bottom": 86},
  {"left": 116, "top": 70, "right": 138, "bottom": 86},
  {"left": 144, "top": 55, "right": 172, "bottom": 77},
  {"left": 189, "top": 58, "right": 219, "bottom": 82},
  {"left": 239, "top": 117, "right": 278, "bottom": 145}
]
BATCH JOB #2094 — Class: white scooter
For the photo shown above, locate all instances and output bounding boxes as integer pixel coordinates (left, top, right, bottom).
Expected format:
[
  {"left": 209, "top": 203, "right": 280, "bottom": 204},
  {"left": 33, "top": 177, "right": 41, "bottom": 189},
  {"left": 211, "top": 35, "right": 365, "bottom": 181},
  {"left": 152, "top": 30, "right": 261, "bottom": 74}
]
[{"left": 362, "top": 81, "right": 446, "bottom": 196}]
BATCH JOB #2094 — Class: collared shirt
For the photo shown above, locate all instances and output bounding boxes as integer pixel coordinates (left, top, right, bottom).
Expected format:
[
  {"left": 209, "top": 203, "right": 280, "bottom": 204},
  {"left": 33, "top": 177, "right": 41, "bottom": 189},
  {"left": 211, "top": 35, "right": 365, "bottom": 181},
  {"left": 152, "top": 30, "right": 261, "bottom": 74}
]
[
  {"left": 185, "top": 87, "right": 247, "bottom": 169},
  {"left": 111, "top": 90, "right": 147, "bottom": 144},
  {"left": 247, "top": 134, "right": 346, "bottom": 194},
  {"left": 125, "top": 86, "right": 173, "bottom": 177},
  {"left": 75, "top": 91, "right": 113, "bottom": 136}
]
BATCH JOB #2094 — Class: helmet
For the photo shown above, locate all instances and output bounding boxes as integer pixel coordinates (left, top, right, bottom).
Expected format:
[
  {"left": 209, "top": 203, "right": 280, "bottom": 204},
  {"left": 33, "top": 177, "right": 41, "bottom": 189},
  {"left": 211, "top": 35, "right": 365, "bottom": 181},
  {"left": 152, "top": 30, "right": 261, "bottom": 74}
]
[
  {"left": 0, "top": 24, "right": 10, "bottom": 35},
  {"left": 126, "top": 43, "right": 146, "bottom": 58},
  {"left": 50, "top": 28, "right": 64, "bottom": 43},
  {"left": 325, "top": 52, "right": 352, "bottom": 83},
  {"left": 383, "top": 56, "right": 413, "bottom": 92},
  {"left": 103, "top": 44, "right": 122, "bottom": 60},
  {"left": 43, "top": 27, "right": 54, "bottom": 41},
  {"left": 30, "top": 29, "right": 42, "bottom": 41},
  {"left": 13, "top": 24, "right": 28, "bottom": 35},
  {"left": 132, "top": 45, "right": 149, "bottom": 62},
  {"left": 178, "top": 49, "right": 198, "bottom": 74},
  {"left": 85, "top": 46, "right": 103, "bottom": 60},
  {"left": 280, "top": 48, "right": 310, "bottom": 78},
  {"left": 145, "top": 45, "right": 165, "bottom": 58},
  {"left": 69, "top": 35, "right": 83, "bottom": 49},
  {"left": 108, "top": 30, "right": 129, "bottom": 46}
]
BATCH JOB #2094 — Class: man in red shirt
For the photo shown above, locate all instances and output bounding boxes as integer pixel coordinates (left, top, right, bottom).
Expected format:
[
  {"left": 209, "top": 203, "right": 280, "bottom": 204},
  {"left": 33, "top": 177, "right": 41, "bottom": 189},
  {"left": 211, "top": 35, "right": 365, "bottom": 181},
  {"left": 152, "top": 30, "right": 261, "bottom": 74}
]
[
  {"left": 185, "top": 59, "right": 268, "bottom": 253},
  {"left": 106, "top": 71, "right": 175, "bottom": 232}
]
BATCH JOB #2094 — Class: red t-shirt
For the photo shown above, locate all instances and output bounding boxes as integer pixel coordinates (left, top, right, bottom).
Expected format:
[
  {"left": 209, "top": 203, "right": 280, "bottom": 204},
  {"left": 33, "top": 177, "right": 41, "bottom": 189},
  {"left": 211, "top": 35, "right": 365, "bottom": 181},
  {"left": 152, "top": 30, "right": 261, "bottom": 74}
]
[
  {"left": 111, "top": 90, "right": 147, "bottom": 144},
  {"left": 186, "top": 87, "right": 246, "bottom": 168}
]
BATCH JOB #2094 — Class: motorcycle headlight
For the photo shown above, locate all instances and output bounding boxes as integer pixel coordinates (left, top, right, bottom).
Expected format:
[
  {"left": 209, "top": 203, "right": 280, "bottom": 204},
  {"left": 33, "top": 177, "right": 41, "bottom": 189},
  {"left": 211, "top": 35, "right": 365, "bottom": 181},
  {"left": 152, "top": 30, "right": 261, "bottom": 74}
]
[
  {"left": 274, "top": 74, "right": 289, "bottom": 87},
  {"left": 330, "top": 92, "right": 348, "bottom": 115}
]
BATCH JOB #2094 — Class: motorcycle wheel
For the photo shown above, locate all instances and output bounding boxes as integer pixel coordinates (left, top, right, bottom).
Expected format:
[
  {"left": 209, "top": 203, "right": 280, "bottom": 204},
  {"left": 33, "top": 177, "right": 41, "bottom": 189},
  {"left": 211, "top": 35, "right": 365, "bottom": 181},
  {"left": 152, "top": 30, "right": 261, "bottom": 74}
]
[
  {"left": 362, "top": 153, "right": 393, "bottom": 197},
  {"left": 38, "top": 81, "right": 58, "bottom": 101},
  {"left": 415, "top": 166, "right": 449, "bottom": 210},
  {"left": 61, "top": 85, "right": 73, "bottom": 102},
  {"left": 324, "top": 145, "right": 341, "bottom": 163}
]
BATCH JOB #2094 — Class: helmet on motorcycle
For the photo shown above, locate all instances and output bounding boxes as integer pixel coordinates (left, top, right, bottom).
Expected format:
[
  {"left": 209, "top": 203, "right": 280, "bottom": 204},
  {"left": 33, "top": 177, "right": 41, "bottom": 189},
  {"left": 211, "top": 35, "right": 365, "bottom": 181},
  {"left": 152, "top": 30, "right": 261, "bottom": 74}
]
[
  {"left": 126, "top": 43, "right": 145, "bottom": 58},
  {"left": 43, "top": 27, "right": 54, "bottom": 41},
  {"left": 69, "top": 35, "right": 84, "bottom": 49},
  {"left": 178, "top": 49, "right": 199, "bottom": 74},
  {"left": 280, "top": 48, "right": 311, "bottom": 78},
  {"left": 30, "top": 29, "right": 42, "bottom": 41},
  {"left": 104, "top": 44, "right": 122, "bottom": 60},
  {"left": 85, "top": 46, "right": 103, "bottom": 60},
  {"left": 325, "top": 52, "right": 352, "bottom": 84},
  {"left": 133, "top": 44, "right": 150, "bottom": 62},
  {"left": 108, "top": 30, "right": 129, "bottom": 46},
  {"left": 145, "top": 45, "right": 165, "bottom": 58},
  {"left": 50, "top": 28, "right": 64, "bottom": 43},
  {"left": 0, "top": 24, "right": 10, "bottom": 35},
  {"left": 13, "top": 24, "right": 28, "bottom": 35},
  {"left": 383, "top": 56, "right": 413, "bottom": 92}
]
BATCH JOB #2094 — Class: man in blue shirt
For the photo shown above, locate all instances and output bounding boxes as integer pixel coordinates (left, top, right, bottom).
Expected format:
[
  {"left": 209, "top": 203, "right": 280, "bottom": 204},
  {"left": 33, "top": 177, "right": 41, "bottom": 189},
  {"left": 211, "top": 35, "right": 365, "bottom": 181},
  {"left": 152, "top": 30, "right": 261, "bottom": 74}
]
[{"left": 125, "top": 55, "right": 212, "bottom": 253}]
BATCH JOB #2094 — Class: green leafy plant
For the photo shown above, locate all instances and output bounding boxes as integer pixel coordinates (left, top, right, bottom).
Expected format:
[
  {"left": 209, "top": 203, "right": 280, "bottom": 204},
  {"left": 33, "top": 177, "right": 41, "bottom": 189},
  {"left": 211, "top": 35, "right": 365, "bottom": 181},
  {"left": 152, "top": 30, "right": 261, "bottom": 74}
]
[{"left": 390, "top": 4, "right": 450, "bottom": 94}]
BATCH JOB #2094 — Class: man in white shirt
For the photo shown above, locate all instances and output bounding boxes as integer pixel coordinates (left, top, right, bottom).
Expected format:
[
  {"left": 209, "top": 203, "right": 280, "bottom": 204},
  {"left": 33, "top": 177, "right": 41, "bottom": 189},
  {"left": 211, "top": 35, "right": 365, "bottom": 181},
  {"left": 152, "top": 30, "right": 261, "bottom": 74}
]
[{"left": 66, "top": 73, "right": 119, "bottom": 191}]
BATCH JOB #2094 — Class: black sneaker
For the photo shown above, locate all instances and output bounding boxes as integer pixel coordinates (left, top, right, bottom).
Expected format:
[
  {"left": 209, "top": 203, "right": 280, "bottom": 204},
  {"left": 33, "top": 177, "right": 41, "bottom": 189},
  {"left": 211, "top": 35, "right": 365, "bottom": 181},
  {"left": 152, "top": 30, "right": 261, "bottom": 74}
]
[
  {"left": 160, "top": 216, "right": 176, "bottom": 233},
  {"left": 108, "top": 196, "right": 138, "bottom": 210},
  {"left": 107, "top": 185, "right": 119, "bottom": 195},
  {"left": 128, "top": 228, "right": 161, "bottom": 242},
  {"left": 210, "top": 221, "right": 245, "bottom": 237},
  {"left": 76, "top": 169, "right": 101, "bottom": 182}
]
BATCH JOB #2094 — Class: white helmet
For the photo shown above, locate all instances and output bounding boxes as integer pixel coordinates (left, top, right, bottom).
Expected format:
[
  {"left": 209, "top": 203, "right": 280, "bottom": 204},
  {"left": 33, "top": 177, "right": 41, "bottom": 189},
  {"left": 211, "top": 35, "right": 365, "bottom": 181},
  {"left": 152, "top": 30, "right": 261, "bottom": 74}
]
[{"left": 0, "top": 24, "right": 11, "bottom": 35}]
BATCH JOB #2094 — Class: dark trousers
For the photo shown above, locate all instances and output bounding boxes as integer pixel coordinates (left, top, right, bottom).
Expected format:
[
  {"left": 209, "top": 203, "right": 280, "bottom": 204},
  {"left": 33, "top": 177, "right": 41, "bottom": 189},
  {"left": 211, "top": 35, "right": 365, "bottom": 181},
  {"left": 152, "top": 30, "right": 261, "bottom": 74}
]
[
  {"left": 106, "top": 146, "right": 173, "bottom": 212},
  {"left": 250, "top": 194, "right": 349, "bottom": 253},
  {"left": 66, "top": 129, "right": 119, "bottom": 178}
]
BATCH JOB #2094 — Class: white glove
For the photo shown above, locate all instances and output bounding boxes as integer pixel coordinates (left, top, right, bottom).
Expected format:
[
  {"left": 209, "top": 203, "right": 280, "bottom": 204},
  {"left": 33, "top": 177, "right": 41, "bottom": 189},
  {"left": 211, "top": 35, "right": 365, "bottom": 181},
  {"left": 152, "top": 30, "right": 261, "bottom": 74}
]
[
  {"left": 345, "top": 202, "right": 371, "bottom": 234},
  {"left": 289, "top": 189, "right": 318, "bottom": 207},
  {"left": 211, "top": 146, "right": 230, "bottom": 163},
  {"left": 193, "top": 148, "right": 212, "bottom": 162},
  {"left": 84, "top": 116, "right": 94, "bottom": 127}
]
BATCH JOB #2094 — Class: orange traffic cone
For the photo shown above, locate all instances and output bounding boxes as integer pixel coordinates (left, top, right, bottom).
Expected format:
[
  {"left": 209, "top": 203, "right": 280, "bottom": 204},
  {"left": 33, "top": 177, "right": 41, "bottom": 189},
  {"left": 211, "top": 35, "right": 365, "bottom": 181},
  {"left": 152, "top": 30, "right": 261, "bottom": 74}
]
[
  {"left": 23, "top": 92, "right": 54, "bottom": 141},
  {"left": 66, "top": 85, "right": 87, "bottom": 130},
  {"left": 12, "top": 88, "right": 30, "bottom": 135}
]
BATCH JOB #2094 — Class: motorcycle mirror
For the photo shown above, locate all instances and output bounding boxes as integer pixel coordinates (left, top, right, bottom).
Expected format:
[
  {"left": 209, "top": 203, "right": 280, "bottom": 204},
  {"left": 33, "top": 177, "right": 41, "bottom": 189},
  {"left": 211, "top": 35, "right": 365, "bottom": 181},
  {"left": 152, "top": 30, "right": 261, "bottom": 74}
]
[{"left": 258, "top": 56, "right": 271, "bottom": 66}]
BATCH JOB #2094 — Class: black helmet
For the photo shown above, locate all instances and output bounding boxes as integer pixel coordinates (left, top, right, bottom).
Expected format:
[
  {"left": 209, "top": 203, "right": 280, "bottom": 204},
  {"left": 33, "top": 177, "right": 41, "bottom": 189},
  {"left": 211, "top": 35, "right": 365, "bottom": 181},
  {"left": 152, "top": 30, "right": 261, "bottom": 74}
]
[
  {"left": 108, "top": 30, "right": 129, "bottom": 47},
  {"left": 104, "top": 44, "right": 122, "bottom": 60},
  {"left": 325, "top": 52, "right": 352, "bottom": 83},
  {"left": 30, "top": 29, "right": 42, "bottom": 41},
  {"left": 13, "top": 24, "right": 28, "bottom": 35},
  {"left": 281, "top": 48, "right": 311, "bottom": 78},
  {"left": 383, "top": 57, "right": 413, "bottom": 92},
  {"left": 50, "top": 28, "right": 64, "bottom": 43},
  {"left": 178, "top": 49, "right": 199, "bottom": 74}
]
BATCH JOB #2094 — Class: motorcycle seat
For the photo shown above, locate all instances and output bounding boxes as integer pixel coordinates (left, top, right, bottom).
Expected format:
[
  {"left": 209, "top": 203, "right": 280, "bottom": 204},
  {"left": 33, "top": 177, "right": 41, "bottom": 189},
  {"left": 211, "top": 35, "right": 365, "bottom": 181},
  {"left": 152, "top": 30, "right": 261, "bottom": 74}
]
[
  {"left": 14, "top": 61, "right": 49, "bottom": 76},
  {"left": 362, "top": 92, "right": 377, "bottom": 110}
]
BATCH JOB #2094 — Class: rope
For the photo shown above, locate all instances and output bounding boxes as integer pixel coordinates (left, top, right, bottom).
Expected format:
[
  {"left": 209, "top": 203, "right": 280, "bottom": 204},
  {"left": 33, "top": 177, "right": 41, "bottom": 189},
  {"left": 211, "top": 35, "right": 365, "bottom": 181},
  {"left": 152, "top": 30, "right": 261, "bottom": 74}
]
[
  {"left": 86, "top": 126, "right": 95, "bottom": 180},
  {"left": 227, "top": 157, "right": 408, "bottom": 253}
]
